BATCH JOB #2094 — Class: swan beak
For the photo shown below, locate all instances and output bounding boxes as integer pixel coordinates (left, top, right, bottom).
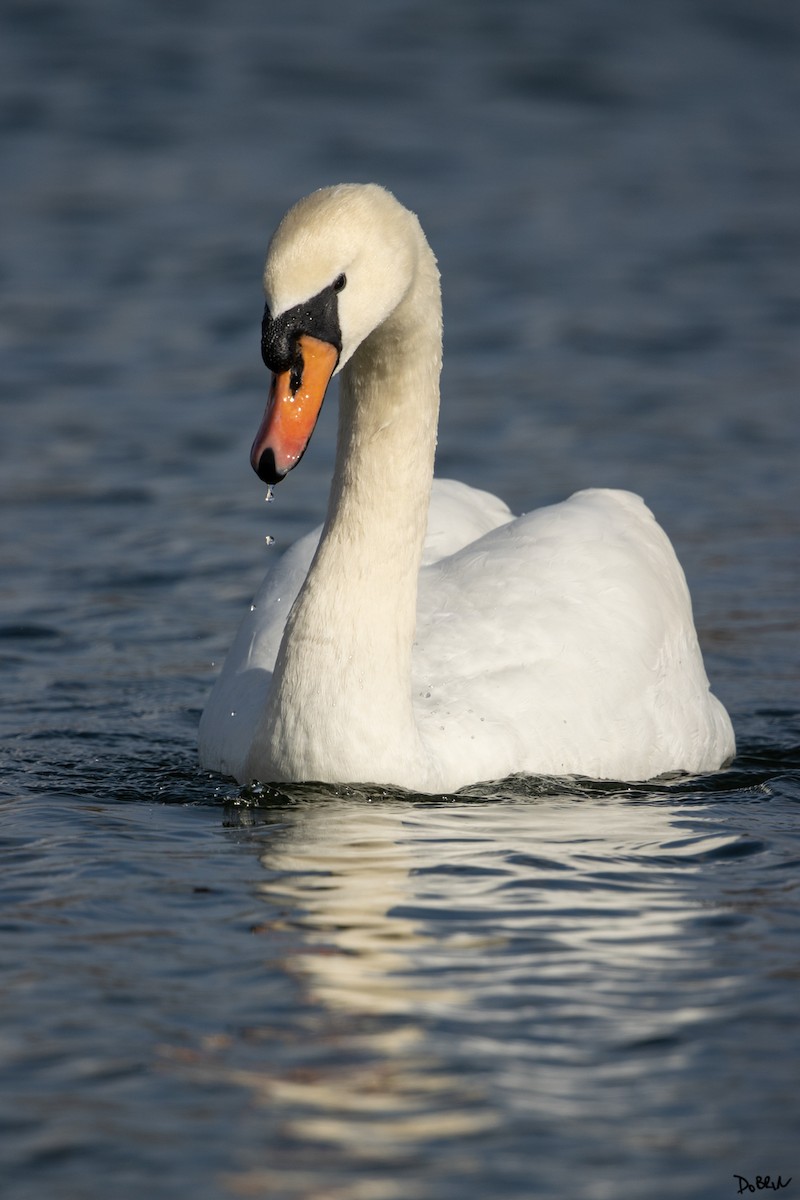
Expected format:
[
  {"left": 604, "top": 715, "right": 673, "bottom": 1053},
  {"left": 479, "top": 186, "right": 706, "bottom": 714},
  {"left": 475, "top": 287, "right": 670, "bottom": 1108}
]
[{"left": 250, "top": 335, "right": 339, "bottom": 484}]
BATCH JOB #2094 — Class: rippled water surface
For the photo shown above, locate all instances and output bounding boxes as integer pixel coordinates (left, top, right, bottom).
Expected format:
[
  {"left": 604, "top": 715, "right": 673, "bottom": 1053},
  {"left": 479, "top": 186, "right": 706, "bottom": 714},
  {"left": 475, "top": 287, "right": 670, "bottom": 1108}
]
[{"left": 1, "top": 1, "right": 799, "bottom": 1197}]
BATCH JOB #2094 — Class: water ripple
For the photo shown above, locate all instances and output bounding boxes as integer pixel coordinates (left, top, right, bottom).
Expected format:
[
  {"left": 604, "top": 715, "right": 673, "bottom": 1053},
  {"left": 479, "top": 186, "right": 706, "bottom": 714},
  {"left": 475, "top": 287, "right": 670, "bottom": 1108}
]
[{"left": 2, "top": 0, "right": 799, "bottom": 1193}]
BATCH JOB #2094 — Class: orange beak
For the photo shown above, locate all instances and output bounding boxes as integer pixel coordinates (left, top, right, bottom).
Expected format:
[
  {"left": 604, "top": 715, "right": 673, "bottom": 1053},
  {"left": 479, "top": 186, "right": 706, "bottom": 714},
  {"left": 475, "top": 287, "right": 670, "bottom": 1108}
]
[{"left": 250, "top": 334, "right": 339, "bottom": 483}]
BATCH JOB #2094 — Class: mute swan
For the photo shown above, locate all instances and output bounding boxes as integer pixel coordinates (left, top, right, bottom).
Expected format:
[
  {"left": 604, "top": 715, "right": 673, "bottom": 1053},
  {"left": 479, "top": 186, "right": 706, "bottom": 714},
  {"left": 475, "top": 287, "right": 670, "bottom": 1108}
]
[{"left": 199, "top": 183, "right": 735, "bottom": 793}]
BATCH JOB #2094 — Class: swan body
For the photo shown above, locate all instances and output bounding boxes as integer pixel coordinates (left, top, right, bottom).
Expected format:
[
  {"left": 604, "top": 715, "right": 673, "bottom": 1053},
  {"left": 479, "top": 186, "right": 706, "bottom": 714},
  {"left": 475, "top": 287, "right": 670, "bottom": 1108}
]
[{"left": 199, "top": 183, "right": 734, "bottom": 792}]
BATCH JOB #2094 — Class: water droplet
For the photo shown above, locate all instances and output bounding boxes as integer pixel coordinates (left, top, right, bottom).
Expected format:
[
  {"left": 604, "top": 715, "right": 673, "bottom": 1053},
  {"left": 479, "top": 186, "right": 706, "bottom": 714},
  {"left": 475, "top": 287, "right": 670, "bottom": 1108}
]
[
  {"left": 265, "top": 534, "right": 275, "bottom": 546},
  {"left": 250, "top": 603, "right": 256, "bottom": 612},
  {"left": 230, "top": 711, "right": 236, "bottom": 717},
  {"left": 264, "top": 486, "right": 274, "bottom": 503}
]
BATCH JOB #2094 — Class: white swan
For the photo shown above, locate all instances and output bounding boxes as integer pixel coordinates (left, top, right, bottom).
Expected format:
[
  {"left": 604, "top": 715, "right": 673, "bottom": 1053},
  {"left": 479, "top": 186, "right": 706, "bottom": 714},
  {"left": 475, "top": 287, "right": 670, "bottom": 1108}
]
[{"left": 199, "top": 183, "right": 735, "bottom": 793}]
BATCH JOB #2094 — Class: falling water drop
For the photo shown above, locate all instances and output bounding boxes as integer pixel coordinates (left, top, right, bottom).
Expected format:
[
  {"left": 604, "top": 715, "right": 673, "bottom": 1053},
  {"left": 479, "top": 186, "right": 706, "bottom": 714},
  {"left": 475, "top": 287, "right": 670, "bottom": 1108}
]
[
  {"left": 264, "top": 486, "right": 274, "bottom": 503},
  {"left": 265, "top": 535, "right": 275, "bottom": 546}
]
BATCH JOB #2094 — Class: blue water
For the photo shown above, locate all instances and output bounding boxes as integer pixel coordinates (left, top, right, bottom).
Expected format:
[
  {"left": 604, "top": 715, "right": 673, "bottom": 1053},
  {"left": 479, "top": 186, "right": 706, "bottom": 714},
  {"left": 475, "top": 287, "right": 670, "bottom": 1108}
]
[{"left": 1, "top": 1, "right": 799, "bottom": 1197}]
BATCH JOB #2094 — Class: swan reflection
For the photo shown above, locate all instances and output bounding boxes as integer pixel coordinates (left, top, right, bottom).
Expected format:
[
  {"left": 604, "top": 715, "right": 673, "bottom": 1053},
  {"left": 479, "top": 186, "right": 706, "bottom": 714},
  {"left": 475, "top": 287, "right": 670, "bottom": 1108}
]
[{"left": 216, "top": 788, "right": 743, "bottom": 1197}]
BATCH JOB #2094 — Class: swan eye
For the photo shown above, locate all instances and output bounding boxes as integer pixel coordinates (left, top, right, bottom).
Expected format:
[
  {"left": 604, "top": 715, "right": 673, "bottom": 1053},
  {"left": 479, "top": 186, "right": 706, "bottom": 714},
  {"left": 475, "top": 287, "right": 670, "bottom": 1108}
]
[{"left": 333, "top": 274, "right": 346, "bottom": 293}]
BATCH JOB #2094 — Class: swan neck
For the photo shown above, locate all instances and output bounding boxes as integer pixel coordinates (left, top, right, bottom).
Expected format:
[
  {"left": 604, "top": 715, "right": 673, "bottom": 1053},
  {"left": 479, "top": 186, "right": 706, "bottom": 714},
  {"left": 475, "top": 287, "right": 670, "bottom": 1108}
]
[
  {"left": 258, "top": 234, "right": 442, "bottom": 784},
  {"left": 328, "top": 252, "right": 442, "bottom": 548}
]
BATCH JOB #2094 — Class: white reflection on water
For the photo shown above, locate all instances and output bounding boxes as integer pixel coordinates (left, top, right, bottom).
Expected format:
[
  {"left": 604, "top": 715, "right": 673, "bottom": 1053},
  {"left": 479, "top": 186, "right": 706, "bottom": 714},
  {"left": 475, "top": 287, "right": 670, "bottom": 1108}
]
[{"left": 218, "top": 791, "right": 748, "bottom": 1197}]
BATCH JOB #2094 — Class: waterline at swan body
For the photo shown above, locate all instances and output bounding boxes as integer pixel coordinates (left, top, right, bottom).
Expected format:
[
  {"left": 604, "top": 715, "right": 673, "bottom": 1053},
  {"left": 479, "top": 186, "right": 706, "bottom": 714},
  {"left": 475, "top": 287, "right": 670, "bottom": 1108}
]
[{"left": 198, "top": 183, "right": 735, "bottom": 793}]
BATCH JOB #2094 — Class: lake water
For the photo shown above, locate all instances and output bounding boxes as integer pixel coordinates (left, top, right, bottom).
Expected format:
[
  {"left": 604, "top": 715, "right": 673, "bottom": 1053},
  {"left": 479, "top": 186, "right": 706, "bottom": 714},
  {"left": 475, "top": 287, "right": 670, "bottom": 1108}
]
[{"left": 1, "top": 1, "right": 798, "bottom": 1197}]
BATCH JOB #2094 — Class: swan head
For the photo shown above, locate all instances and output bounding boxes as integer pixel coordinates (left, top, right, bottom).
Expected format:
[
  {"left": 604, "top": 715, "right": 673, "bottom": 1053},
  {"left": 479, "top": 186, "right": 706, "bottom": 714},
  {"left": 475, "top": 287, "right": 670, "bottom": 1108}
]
[{"left": 251, "top": 183, "right": 423, "bottom": 485}]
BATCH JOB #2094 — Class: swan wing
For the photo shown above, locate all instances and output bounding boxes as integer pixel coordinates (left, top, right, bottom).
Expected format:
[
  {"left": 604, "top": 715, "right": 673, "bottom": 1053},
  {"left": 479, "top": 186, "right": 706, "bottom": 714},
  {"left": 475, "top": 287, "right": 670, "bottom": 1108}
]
[{"left": 413, "top": 487, "right": 734, "bottom": 784}]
